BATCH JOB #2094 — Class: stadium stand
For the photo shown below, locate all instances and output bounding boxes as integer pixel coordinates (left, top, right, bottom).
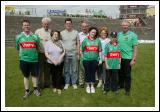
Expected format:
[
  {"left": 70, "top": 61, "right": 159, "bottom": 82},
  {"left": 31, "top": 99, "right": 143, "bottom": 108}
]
[{"left": 5, "top": 16, "right": 155, "bottom": 47}]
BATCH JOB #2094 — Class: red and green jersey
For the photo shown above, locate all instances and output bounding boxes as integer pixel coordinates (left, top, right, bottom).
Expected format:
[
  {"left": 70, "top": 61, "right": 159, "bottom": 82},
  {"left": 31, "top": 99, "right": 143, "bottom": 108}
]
[
  {"left": 118, "top": 31, "right": 138, "bottom": 59},
  {"left": 104, "top": 41, "right": 121, "bottom": 69},
  {"left": 81, "top": 36, "right": 102, "bottom": 60},
  {"left": 15, "top": 32, "right": 40, "bottom": 62}
]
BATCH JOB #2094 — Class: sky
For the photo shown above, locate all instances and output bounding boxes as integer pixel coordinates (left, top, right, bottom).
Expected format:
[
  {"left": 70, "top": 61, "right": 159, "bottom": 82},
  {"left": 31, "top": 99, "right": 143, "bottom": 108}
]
[{"left": 14, "top": 5, "right": 120, "bottom": 18}]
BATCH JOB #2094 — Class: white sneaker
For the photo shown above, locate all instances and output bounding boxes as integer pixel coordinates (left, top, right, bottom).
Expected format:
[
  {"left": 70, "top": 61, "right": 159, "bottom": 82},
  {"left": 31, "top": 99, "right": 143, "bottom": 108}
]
[
  {"left": 86, "top": 86, "right": 90, "bottom": 93},
  {"left": 57, "top": 89, "right": 62, "bottom": 95},
  {"left": 73, "top": 84, "right": 78, "bottom": 89},
  {"left": 97, "top": 80, "right": 102, "bottom": 88},
  {"left": 64, "top": 84, "right": 69, "bottom": 90},
  {"left": 91, "top": 86, "right": 95, "bottom": 93},
  {"left": 33, "top": 89, "right": 41, "bottom": 96},
  {"left": 53, "top": 88, "right": 57, "bottom": 93}
]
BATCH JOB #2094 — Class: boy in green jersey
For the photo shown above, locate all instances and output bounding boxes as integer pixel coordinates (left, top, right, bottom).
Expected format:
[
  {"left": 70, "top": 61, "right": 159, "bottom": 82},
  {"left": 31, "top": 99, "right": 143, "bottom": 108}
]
[
  {"left": 103, "top": 31, "right": 121, "bottom": 95},
  {"left": 15, "top": 19, "right": 40, "bottom": 99}
]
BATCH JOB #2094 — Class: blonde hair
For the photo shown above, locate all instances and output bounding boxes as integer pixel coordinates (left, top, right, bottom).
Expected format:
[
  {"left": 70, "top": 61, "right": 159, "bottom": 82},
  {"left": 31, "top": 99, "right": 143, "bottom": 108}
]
[{"left": 99, "top": 27, "right": 108, "bottom": 36}]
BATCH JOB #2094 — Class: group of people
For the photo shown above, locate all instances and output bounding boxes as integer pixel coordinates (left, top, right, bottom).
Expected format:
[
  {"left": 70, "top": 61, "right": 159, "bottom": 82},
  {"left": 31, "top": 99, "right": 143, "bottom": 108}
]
[{"left": 15, "top": 17, "right": 138, "bottom": 99}]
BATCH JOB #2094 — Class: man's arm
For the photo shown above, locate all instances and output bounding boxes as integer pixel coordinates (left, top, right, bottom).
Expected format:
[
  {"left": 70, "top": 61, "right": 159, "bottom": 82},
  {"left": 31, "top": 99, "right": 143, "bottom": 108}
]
[
  {"left": 130, "top": 45, "right": 138, "bottom": 66},
  {"left": 76, "top": 33, "right": 80, "bottom": 60},
  {"left": 15, "top": 35, "right": 19, "bottom": 52}
]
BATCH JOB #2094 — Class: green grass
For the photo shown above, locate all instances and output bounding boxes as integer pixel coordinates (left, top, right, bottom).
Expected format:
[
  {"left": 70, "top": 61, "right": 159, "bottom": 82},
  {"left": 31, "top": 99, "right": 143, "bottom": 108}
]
[{"left": 5, "top": 44, "right": 155, "bottom": 107}]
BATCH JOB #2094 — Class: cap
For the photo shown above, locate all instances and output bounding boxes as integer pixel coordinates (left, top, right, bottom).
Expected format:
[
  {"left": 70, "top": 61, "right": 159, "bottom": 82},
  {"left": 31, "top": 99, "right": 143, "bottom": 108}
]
[{"left": 110, "top": 31, "right": 117, "bottom": 38}]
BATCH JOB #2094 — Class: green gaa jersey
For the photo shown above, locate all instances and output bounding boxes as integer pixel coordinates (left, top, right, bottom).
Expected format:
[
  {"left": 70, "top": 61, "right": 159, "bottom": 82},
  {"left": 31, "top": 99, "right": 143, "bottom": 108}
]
[
  {"left": 81, "top": 36, "right": 102, "bottom": 60},
  {"left": 104, "top": 41, "right": 121, "bottom": 69},
  {"left": 15, "top": 32, "right": 40, "bottom": 62},
  {"left": 118, "top": 31, "right": 138, "bottom": 59}
]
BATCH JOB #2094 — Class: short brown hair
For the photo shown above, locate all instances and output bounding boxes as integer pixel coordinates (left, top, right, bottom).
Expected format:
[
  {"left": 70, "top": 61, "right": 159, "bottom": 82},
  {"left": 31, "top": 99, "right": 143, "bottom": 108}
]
[
  {"left": 50, "top": 30, "right": 60, "bottom": 38},
  {"left": 65, "top": 18, "right": 72, "bottom": 23},
  {"left": 21, "top": 19, "right": 30, "bottom": 25}
]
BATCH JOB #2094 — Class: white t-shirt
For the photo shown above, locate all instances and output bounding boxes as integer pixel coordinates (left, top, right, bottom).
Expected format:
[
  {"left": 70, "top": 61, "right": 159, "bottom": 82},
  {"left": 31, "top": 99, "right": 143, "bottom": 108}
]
[
  {"left": 99, "top": 38, "right": 110, "bottom": 61},
  {"left": 78, "top": 32, "right": 88, "bottom": 44},
  {"left": 44, "top": 40, "right": 64, "bottom": 64}
]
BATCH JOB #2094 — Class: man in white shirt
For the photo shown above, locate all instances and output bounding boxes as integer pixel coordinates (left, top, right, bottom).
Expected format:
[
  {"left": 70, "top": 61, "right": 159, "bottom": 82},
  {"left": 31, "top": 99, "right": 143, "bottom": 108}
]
[
  {"left": 78, "top": 20, "right": 89, "bottom": 88},
  {"left": 35, "top": 17, "right": 51, "bottom": 89}
]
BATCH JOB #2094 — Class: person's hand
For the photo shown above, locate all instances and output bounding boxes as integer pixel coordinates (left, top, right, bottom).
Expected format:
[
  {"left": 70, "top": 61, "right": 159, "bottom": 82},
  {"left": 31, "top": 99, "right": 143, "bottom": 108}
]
[
  {"left": 130, "top": 59, "right": 136, "bottom": 66},
  {"left": 98, "top": 60, "right": 102, "bottom": 65},
  {"left": 52, "top": 60, "right": 58, "bottom": 66},
  {"left": 57, "top": 58, "right": 62, "bottom": 65},
  {"left": 105, "top": 63, "right": 109, "bottom": 69},
  {"left": 77, "top": 54, "right": 80, "bottom": 60}
]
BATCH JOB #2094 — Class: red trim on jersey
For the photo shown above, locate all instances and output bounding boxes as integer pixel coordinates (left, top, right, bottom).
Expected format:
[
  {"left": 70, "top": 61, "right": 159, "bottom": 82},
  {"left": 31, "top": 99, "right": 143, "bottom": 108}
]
[
  {"left": 105, "top": 51, "right": 120, "bottom": 58},
  {"left": 19, "top": 42, "right": 36, "bottom": 49},
  {"left": 83, "top": 45, "right": 99, "bottom": 52},
  {"left": 109, "top": 41, "right": 118, "bottom": 46},
  {"left": 87, "top": 36, "right": 97, "bottom": 40}
]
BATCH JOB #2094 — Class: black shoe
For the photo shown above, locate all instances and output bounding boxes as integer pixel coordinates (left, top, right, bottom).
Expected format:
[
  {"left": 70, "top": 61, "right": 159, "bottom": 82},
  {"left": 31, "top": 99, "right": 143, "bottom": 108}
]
[
  {"left": 118, "top": 86, "right": 124, "bottom": 89},
  {"left": 44, "top": 85, "right": 50, "bottom": 88},
  {"left": 125, "top": 91, "right": 130, "bottom": 96}
]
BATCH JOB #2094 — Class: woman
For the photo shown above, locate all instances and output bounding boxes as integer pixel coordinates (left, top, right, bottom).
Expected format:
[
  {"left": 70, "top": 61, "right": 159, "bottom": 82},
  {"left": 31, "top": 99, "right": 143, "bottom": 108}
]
[
  {"left": 80, "top": 27, "right": 102, "bottom": 93},
  {"left": 44, "top": 30, "right": 65, "bottom": 94},
  {"left": 97, "top": 27, "right": 110, "bottom": 88}
]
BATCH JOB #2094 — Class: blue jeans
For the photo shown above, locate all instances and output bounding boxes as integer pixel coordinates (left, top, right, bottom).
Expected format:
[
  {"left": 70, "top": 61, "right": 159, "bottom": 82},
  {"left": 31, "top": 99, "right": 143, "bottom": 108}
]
[{"left": 64, "top": 54, "right": 78, "bottom": 85}]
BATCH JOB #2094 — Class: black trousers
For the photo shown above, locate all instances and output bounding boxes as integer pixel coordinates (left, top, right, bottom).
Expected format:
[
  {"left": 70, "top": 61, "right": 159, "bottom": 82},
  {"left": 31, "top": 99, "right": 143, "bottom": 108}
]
[
  {"left": 83, "top": 60, "right": 98, "bottom": 83},
  {"left": 47, "top": 62, "right": 64, "bottom": 90},
  {"left": 118, "top": 59, "right": 132, "bottom": 92},
  {"left": 104, "top": 69, "right": 118, "bottom": 92},
  {"left": 38, "top": 53, "right": 50, "bottom": 87}
]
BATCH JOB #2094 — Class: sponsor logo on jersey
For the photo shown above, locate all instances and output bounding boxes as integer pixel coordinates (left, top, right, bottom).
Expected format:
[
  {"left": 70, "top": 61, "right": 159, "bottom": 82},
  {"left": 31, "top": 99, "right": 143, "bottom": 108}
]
[
  {"left": 105, "top": 51, "right": 120, "bottom": 58},
  {"left": 84, "top": 45, "right": 99, "bottom": 52},
  {"left": 19, "top": 42, "right": 36, "bottom": 49}
]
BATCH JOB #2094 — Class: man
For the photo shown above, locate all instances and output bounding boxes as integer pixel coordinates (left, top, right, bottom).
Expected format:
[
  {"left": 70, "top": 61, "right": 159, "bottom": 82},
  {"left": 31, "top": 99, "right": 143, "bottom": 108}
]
[
  {"left": 35, "top": 17, "right": 51, "bottom": 89},
  {"left": 15, "top": 19, "right": 40, "bottom": 98},
  {"left": 78, "top": 20, "right": 89, "bottom": 88},
  {"left": 60, "top": 18, "right": 79, "bottom": 90},
  {"left": 117, "top": 20, "right": 138, "bottom": 96}
]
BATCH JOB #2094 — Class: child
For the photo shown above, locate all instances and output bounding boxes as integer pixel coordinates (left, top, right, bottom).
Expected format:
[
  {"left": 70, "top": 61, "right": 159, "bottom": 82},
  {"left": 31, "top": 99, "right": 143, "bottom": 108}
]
[{"left": 103, "top": 31, "right": 121, "bottom": 95}]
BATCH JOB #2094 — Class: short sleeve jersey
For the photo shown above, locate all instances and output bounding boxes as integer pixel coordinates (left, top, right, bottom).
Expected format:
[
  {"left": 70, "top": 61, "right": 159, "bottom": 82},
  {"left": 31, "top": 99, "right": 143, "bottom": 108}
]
[
  {"left": 15, "top": 32, "right": 40, "bottom": 62},
  {"left": 117, "top": 31, "right": 138, "bottom": 59},
  {"left": 81, "top": 36, "right": 102, "bottom": 61},
  {"left": 104, "top": 42, "right": 121, "bottom": 69}
]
